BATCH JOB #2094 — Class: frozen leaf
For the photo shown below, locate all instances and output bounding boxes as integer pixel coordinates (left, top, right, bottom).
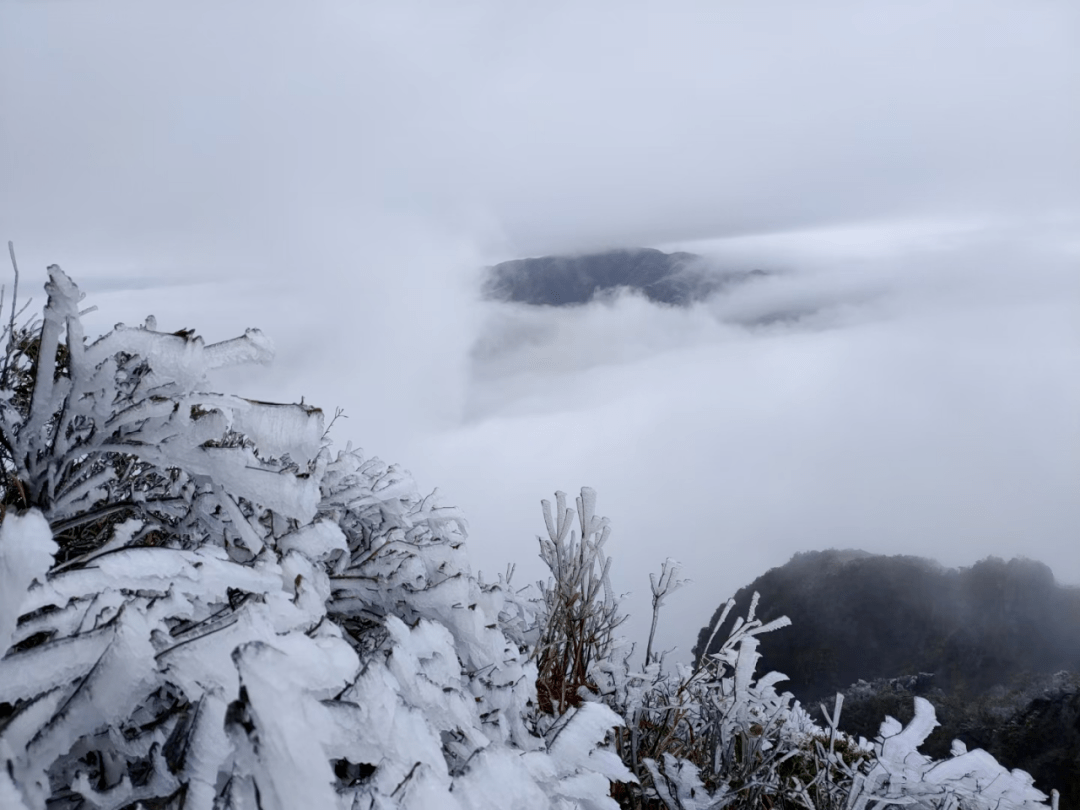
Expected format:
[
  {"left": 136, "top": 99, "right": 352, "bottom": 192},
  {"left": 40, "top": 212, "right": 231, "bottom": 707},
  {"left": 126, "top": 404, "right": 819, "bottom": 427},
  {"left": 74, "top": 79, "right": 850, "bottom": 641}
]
[{"left": 0, "top": 509, "right": 56, "bottom": 657}]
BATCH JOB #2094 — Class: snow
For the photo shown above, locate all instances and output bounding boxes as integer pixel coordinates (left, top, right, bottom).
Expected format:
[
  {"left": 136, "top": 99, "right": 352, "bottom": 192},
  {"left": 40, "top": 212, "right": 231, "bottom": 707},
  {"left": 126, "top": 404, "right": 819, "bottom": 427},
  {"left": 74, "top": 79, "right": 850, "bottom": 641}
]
[{"left": 0, "top": 509, "right": 56, "bottom": 657}]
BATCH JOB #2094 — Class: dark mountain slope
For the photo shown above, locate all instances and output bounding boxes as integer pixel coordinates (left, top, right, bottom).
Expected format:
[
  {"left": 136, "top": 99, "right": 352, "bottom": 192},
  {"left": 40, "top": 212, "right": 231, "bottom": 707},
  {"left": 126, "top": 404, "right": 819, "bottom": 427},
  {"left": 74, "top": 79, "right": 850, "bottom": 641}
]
[
  {"left": 694, "top": 550, "right": 1080, "bottom": 702},
  {"left": 483, "top": 247, "right": 765, "bottom": 307}
]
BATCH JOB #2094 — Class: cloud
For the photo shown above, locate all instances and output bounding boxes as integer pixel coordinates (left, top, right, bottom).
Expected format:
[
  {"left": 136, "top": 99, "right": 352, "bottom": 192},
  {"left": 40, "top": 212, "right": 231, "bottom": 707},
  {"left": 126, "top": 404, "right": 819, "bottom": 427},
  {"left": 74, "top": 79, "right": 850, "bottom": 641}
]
[
  {"left": 420, "top": 222, "right": 1080, "bottom": 654},
  {"left": 1, "top": 1, "right": 1077, "bottom": 656},
  {"left": 3, "top": 1, "right": 1078, "bottom": 258}
]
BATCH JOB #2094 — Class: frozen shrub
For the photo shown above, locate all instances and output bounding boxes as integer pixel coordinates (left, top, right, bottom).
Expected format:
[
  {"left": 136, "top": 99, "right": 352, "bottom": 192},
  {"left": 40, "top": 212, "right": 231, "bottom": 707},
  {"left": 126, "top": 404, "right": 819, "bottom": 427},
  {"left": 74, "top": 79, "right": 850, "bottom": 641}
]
[
  {"left": 0, "top": 263, "right": 628, "bottom": 810},
  {"left": 533, "top": 488, "right": 625, "bottom": 717}
]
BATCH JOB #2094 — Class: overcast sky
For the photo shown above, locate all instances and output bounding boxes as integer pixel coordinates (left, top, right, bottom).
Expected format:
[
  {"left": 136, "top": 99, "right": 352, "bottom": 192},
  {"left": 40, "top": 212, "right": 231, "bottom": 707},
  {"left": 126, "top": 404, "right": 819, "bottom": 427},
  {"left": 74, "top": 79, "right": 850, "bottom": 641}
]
[{"left": 2, "top": 1, "right": 1078, "bottom": 655}]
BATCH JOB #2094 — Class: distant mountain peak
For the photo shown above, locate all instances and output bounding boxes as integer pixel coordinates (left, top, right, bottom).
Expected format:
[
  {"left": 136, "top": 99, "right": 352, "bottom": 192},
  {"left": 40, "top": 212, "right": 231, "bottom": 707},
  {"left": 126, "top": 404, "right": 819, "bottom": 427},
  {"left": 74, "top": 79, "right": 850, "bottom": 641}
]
[{"left": 483, "top": 247, "right": 765, "bottom": 307}]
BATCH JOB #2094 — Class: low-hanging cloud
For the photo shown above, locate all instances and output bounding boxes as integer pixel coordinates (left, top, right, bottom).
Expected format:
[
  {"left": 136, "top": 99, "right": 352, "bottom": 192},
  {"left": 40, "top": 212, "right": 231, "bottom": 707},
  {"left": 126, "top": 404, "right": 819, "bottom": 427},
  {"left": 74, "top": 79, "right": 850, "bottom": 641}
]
[
  {"left": 1, "top": 1, "right": 1077, "bottom": 655},
  {"left": 423, "top": 223, "right": 1080, "bottom": 653}
]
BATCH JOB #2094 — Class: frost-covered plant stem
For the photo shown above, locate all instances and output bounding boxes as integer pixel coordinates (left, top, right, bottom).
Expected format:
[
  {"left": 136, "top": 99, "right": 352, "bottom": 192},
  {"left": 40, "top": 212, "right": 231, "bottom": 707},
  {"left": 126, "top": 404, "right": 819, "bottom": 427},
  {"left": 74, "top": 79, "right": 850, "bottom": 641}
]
[
  {"left": 2, "top": 242, "right": 23, "bottom": 390},
  {"left": 645, "top": 558, "right": 686, "bottom": 666},
  {"left": 534, "top": 487, "right": 626, "bottom": 717}
]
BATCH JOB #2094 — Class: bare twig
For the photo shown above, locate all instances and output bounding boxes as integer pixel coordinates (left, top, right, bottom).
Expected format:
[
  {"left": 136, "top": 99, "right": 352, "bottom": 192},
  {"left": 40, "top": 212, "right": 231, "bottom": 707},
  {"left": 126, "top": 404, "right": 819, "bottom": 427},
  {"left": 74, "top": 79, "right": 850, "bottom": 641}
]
[
  {"left": 2, "top": 240, "right": 20, "bottom": 387},
  {"left": 321, "top": 406, "right": 347, "bottom": 440},
  {"left": 645, "top": 558, "right": 687, "bottom": 665}
]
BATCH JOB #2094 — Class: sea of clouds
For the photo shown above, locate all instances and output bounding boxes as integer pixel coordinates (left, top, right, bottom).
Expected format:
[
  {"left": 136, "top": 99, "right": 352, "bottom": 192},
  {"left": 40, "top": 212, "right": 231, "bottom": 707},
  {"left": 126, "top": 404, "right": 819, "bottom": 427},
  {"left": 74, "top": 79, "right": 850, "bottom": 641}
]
[{"left": 2, "top": 0, "right": 1077, "bottom": 654}]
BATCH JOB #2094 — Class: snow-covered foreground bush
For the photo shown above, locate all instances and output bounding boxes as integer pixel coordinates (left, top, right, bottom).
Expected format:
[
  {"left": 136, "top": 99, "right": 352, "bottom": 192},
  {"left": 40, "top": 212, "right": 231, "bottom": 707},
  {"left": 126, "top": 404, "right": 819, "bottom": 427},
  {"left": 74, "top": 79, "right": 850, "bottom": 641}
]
[
  {"left": 0, "top": 265, "right": 629, "bottom": 810},
  {"left": 0, "top": 261, "right": 1059, "bottom": 810}
]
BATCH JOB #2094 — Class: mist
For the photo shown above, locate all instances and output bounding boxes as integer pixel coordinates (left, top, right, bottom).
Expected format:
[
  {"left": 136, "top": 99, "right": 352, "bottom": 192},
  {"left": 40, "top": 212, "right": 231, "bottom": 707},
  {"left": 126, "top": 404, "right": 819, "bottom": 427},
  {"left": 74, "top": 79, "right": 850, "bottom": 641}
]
[{"left": 2, "top": 1, "right": 1078, "bottom": 655}]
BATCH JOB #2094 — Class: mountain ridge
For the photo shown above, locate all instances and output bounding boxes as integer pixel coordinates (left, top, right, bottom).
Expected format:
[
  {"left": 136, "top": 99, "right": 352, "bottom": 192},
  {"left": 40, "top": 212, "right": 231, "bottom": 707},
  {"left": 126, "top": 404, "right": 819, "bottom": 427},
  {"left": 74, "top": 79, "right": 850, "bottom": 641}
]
[{"left": 483, "top": 247, "right": 766, "bottom": 307}]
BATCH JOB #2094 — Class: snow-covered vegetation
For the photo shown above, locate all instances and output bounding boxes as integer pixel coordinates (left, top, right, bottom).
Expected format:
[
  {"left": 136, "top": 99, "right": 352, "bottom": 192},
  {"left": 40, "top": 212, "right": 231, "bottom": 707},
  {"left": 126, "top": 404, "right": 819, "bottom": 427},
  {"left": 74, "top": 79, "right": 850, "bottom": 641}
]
[{"left": 0, "top": 260, "right": 1060, "bottom": 809}]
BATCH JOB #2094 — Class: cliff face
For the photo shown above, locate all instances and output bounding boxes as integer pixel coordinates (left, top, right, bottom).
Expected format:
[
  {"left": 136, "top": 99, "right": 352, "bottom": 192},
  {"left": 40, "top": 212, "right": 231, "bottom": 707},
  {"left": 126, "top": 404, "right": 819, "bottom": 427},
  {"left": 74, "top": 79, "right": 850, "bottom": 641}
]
[{"left": 483, "top": 248, "right": 765, "bottom": 307}]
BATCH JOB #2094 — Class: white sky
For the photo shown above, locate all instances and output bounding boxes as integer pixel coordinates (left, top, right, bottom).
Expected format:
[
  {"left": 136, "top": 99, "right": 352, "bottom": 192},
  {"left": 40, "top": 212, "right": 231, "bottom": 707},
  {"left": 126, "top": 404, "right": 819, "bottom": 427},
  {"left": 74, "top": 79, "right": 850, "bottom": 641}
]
[{"left": 2, "top": 1, "right": 1078, "bottom": 655}]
